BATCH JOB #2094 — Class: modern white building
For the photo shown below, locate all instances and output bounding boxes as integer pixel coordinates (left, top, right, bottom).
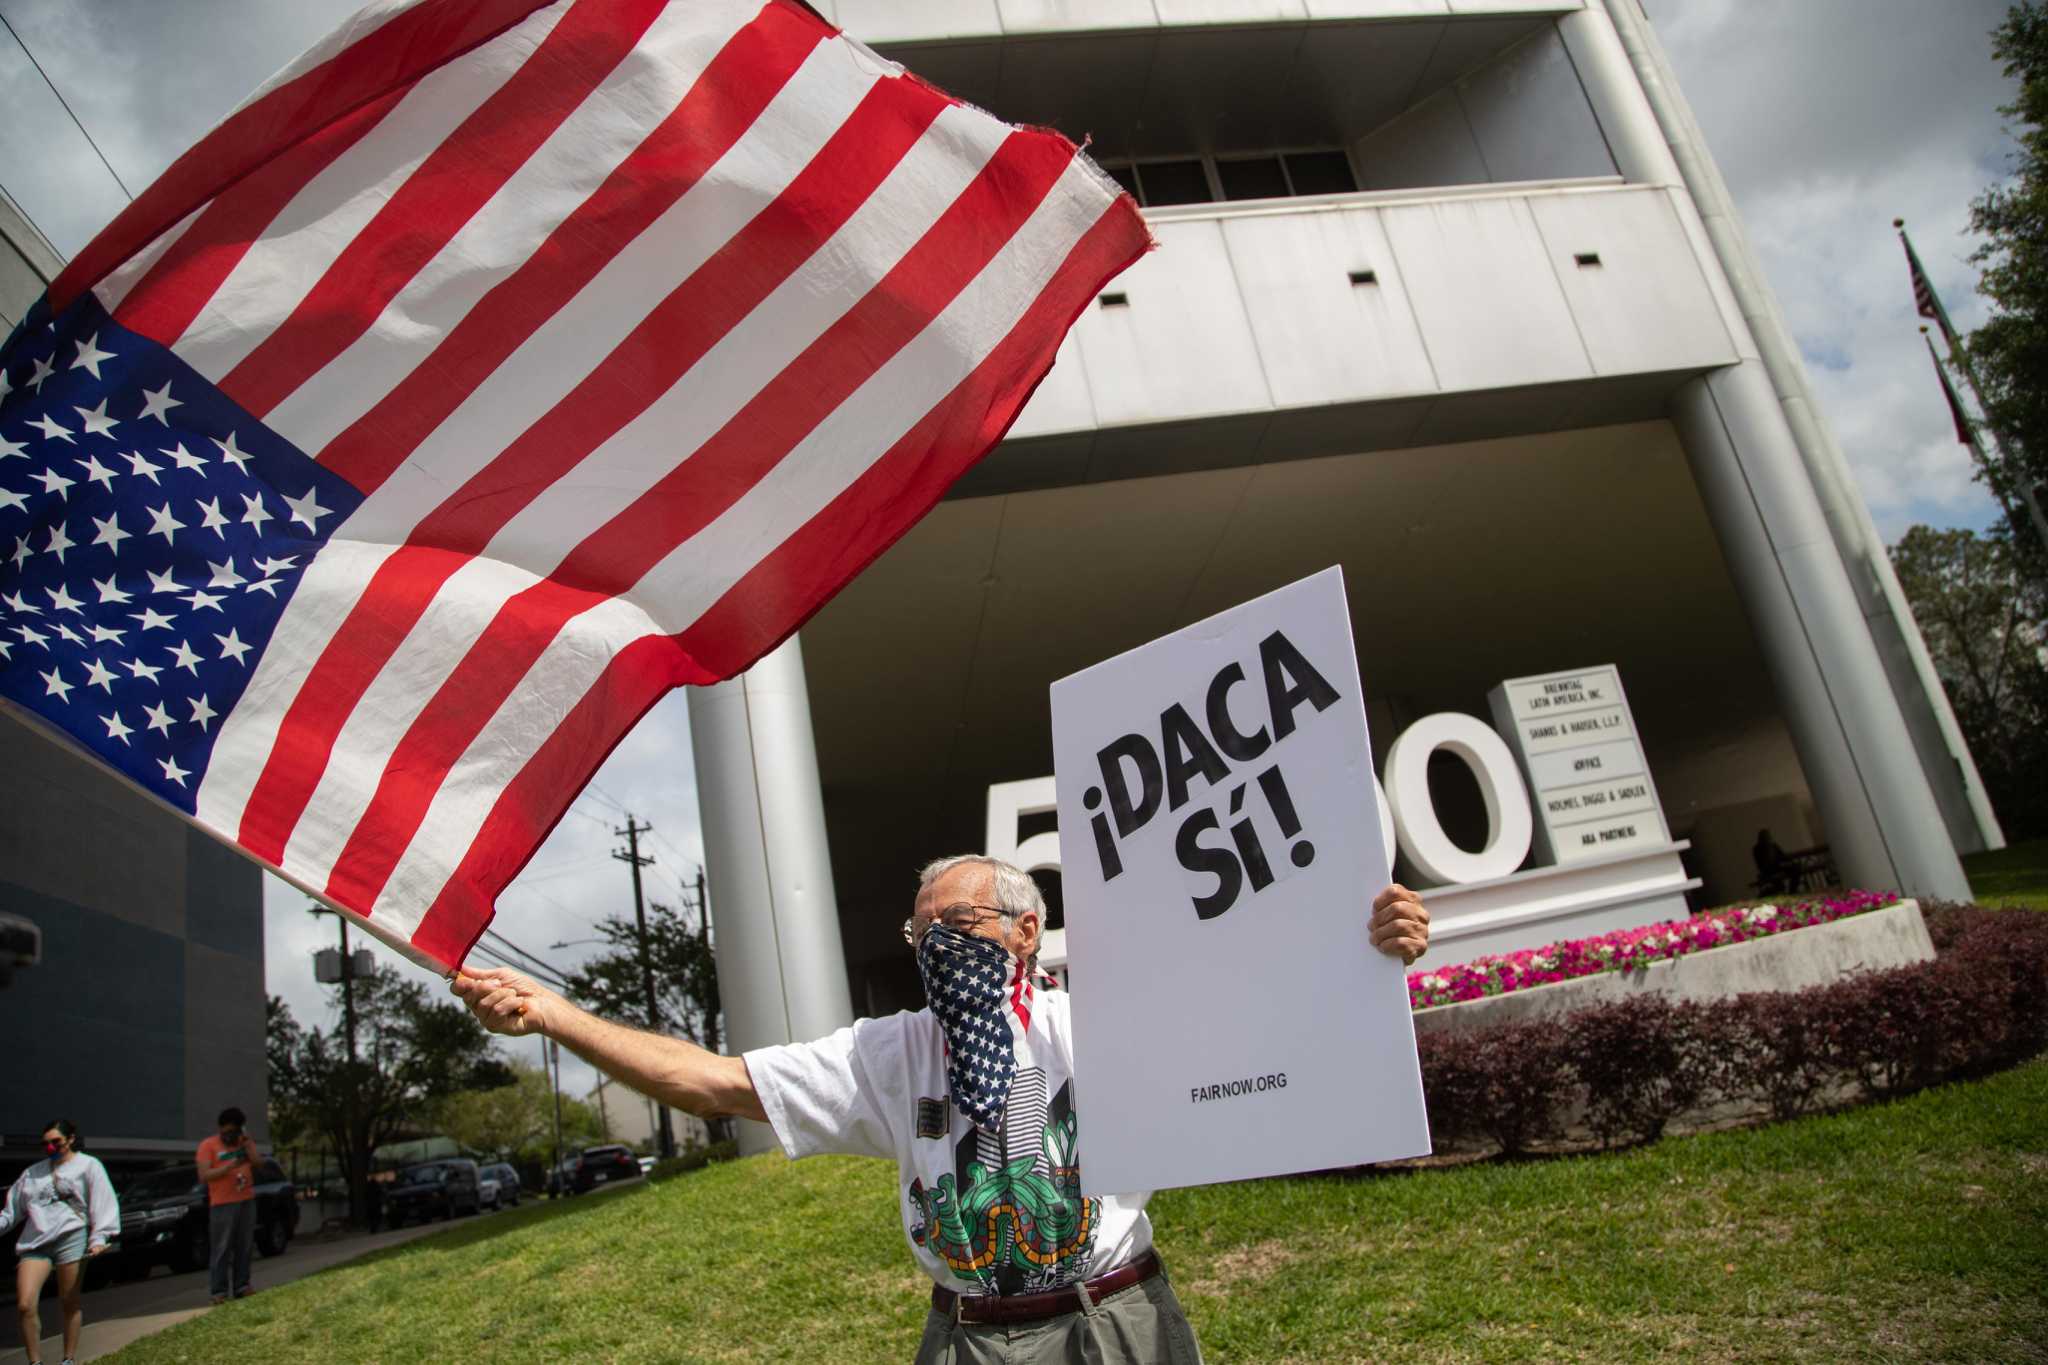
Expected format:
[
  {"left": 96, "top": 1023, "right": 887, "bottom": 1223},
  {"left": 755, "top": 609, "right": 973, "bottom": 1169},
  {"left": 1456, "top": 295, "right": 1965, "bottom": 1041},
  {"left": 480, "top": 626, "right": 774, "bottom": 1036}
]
[{"left": 687, "top": 0, "right": 2002, "bottom": 1135}]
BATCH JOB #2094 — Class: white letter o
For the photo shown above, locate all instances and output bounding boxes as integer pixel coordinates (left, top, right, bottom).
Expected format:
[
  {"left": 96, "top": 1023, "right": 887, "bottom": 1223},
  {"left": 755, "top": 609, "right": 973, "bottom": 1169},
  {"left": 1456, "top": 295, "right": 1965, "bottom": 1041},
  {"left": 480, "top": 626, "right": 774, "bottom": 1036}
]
[{"left": 1384, "top": 713, "right": 1532, "bottom": 885}]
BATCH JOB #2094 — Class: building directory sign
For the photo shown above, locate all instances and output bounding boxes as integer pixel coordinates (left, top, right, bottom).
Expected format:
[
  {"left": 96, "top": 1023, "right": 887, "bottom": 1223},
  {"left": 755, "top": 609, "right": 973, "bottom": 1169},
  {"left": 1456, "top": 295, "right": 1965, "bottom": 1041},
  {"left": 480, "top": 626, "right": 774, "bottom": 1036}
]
[
  {"left": 1050, "top": 567, "right": 1429, "bottom": 1196},
  {"left": 1488, "top": 665, "right": 1670, "bottom": 865}
]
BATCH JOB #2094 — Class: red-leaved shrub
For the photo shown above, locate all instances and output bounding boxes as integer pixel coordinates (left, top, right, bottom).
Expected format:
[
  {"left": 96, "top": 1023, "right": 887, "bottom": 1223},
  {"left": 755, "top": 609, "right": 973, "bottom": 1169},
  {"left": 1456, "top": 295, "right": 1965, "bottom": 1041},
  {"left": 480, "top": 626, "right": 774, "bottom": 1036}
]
[{"left": 1412, "top": 904, "right": 2048, "bottom": 1157}]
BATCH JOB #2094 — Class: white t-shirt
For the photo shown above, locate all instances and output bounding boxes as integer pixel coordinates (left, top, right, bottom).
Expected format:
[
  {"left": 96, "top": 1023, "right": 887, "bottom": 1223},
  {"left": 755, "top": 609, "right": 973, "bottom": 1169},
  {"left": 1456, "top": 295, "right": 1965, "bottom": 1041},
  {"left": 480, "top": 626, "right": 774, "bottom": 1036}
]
[
  {"left": 0, "top": 1153, "right": 120, "bottom": 1253},
  {"left": 746, "top": 974, "right": 1152, "bottom": 1296}
]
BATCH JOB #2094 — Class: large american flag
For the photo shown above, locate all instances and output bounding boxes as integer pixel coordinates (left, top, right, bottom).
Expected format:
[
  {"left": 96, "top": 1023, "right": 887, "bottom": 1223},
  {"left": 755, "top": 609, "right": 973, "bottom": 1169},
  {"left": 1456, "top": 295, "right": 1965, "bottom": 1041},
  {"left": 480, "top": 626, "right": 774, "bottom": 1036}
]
[{"left": 0, "top": 0, "right": 1147, "bottom": 972}]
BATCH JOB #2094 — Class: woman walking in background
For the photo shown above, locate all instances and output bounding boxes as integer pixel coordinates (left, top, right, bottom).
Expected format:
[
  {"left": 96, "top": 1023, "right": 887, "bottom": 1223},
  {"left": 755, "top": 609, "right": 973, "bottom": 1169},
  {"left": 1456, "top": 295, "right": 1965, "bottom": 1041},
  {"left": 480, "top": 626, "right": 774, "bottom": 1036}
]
[{"left": 1, "top": 1120, "right": 118, "bottom": 1365}]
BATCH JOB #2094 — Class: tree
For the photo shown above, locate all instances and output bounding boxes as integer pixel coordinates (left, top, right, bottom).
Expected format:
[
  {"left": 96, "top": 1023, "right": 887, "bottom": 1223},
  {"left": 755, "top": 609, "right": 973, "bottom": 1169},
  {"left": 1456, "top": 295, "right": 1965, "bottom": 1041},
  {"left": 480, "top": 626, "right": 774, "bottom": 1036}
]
[
  {"left": 562, "top": 896, "right": 728, "bottom": 1142},
  {"left": 1890, "top": 524, "right": 2048, "bottom": 838},
  {"left": 1967, "top": 3, "right": 2048, "bottom": 575},
  {"left": 562, "top": 899, "right": 722, "bottom": 1048},
  {"left": 428, "top": 1061, "right": 604, "bottom": 1167},
  {"left": 267, "top": 963, "right": 515, "bottom": 1225}
]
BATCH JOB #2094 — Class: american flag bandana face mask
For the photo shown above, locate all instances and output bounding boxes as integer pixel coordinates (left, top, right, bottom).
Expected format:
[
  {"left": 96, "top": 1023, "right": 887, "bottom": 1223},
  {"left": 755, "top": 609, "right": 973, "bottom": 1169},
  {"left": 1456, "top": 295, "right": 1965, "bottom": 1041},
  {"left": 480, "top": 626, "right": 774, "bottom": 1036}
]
[{"left": 916, "top": 924, "right": 1018, "bottom": 1134}]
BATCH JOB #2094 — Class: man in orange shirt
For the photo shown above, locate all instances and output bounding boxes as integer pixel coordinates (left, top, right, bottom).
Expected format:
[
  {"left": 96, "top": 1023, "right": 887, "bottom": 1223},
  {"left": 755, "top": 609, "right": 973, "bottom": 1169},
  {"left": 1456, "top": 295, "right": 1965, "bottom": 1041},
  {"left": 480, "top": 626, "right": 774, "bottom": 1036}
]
[{"left": 193, "top": 1107, "right": 258, "bottom": 1306}]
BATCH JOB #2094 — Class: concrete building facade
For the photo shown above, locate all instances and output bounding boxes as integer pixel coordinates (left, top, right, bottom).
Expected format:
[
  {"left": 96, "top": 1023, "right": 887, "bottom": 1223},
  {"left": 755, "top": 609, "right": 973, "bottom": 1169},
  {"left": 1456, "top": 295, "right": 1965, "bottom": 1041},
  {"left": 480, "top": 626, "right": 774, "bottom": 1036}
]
[
  {"left": 688, "top": 0, "right": 1997, "bottom": 1137},
  {"left": 1, "top": 192, "right": 269, "bottom": 1178}
]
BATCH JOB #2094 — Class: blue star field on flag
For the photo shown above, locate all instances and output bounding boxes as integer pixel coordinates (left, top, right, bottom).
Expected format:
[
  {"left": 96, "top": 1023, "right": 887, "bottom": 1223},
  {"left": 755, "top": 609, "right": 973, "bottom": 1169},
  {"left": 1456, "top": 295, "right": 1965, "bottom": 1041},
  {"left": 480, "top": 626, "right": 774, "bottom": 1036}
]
[
  {"left": 915, "top": 925, "right": 1020, "bottom": 1134},
  {"left": 0, "top": 294, "right": 363, "bottom": 813}
]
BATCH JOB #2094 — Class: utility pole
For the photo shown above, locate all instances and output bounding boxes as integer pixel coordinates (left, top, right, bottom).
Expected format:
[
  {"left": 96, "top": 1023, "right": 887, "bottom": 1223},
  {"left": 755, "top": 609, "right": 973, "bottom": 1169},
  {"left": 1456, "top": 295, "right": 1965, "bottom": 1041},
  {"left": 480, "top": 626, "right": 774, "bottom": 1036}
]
[
  {"left": 613, "top": 816, "right": 675, "bottom": 1157},
  {"left": 308, "top": 903, "right": 361, "bottom": 1065},
  {"left": 695, "top": 867, "right": 717, "bottom": 1055},
  {"left": 338, "top": 915, "right": 358, "bottom": 1066},
  {"left": 693, "top": 865, "right": 727, "bottom": 1146},
  {"left": 545, "top": 1036, "right": 565, "bottom": 1195}
]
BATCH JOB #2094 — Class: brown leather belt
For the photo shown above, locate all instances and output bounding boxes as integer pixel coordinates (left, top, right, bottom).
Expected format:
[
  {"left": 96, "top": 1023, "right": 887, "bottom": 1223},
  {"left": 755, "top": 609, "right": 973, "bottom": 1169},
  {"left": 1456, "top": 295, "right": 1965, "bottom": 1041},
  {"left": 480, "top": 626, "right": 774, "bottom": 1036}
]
[{"left": 932, "top": 1249, "right": 1162, "bottom": 1325}]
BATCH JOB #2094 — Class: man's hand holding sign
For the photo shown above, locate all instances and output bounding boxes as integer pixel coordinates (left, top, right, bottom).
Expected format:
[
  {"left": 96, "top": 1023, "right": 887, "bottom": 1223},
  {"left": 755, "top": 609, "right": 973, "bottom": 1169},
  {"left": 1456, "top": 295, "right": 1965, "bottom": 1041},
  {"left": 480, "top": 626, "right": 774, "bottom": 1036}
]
[{"left": 1053, "top": 567, "right": 1432, "bottom": 1197}]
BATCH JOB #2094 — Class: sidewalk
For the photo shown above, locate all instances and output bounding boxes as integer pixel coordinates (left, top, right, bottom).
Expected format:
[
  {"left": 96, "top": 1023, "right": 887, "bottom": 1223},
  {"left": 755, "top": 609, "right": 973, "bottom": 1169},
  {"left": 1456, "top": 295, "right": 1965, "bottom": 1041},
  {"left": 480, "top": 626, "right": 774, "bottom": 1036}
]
[{"left": 2, "top": 1217, "right": 462, "bottom": 1363}]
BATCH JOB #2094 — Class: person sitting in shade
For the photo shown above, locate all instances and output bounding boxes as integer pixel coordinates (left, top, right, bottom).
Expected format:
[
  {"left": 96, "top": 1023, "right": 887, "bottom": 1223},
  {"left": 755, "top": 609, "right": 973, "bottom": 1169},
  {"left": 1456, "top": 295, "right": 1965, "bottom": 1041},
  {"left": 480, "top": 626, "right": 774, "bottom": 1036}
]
[{"left": 454, "top": 853, "right": 1429, "bottom": 1363}]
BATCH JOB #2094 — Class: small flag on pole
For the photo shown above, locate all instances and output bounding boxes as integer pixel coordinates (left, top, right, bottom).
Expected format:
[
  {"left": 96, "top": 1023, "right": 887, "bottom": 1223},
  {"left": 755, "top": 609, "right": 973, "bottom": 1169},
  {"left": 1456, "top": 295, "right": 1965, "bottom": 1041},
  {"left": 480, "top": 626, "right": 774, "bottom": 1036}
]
[
  {"left": 0, "top": 0, "right": 1149, "bottom": 972},
  {"left": 1897, "top": 221, "right": 1960, "bottom": 352},
  {"left": 1923, "top": 332, "right": 1973, "bottom": 446}
]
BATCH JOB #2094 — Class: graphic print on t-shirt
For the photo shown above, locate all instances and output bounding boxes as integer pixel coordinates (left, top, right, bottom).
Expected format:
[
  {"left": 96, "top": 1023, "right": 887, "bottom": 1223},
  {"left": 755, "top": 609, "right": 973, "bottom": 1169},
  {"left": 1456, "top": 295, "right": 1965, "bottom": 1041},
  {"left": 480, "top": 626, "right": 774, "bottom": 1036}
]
[{"left": 905, "top": 1071, "right": 1101, "bottom": 1294}]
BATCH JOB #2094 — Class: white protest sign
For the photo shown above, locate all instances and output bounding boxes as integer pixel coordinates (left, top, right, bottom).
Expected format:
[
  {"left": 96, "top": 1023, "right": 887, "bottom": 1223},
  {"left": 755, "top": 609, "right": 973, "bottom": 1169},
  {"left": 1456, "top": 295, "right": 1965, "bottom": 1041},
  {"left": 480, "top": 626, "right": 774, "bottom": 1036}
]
[{"left": 1050, "top": 567, "right": 1430, "bottom": 1196}]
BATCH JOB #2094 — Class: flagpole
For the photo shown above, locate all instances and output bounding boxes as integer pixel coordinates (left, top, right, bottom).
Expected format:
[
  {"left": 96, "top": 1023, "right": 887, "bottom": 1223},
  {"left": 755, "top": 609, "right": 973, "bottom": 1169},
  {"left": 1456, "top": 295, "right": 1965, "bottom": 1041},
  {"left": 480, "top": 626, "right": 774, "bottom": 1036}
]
[
  {"left": 1898, "top": 219, "right": 2048, "bottom": 554},
  {"left": 1924, "top": 328, "right": 2020, "bottom": 526}
]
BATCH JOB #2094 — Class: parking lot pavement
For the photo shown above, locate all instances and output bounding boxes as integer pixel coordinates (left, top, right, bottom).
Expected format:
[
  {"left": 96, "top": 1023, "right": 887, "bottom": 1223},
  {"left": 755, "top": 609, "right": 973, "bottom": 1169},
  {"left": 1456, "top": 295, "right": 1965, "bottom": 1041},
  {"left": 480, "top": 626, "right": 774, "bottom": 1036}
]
[{"left": 0, "top": 1204, "right": 524, "bottom": 1363}]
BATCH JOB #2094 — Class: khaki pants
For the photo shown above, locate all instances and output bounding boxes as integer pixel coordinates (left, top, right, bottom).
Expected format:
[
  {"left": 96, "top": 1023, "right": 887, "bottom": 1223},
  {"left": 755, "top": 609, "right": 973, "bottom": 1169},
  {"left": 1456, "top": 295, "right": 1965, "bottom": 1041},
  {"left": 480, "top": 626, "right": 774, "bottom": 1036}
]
[{"left": 913, "top": 1270, "right": 1205, "bottom": 1365}]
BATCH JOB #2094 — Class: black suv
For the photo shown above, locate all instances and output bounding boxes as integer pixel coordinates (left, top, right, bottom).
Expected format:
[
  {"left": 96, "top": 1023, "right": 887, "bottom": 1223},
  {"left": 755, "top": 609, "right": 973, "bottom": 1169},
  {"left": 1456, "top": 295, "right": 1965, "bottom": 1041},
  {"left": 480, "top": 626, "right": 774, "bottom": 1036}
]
[
  {"left": 115, "top": 1159, "right": 297, "bottom": 1278},
  {"left": 384, "top": 1158, "right": 482, "bottom": 1225},
  {"left": 569, "top": 1144, "right": 642, "bottom": 1193}
]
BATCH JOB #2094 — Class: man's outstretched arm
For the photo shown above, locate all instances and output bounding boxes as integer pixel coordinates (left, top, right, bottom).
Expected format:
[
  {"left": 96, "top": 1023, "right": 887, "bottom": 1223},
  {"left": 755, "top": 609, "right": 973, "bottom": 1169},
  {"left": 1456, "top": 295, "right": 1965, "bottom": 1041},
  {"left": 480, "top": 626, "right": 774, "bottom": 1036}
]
[{"left": 451, "top": 967, "right": 768, "bottom": 1124}]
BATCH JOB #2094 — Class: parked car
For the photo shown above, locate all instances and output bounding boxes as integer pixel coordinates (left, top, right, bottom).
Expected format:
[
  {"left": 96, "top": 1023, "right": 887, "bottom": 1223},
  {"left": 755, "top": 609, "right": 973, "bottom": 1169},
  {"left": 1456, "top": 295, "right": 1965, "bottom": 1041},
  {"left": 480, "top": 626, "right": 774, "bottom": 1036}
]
[
  {"left": 383, "top": 1159, "right": 482, "bottom": 1225},
  {"left": 478, "top": 1162, "right": 521, "bottom": 1210},
  {"left": 569, "top": 1144, "right": 642, "bottom": 1193},
  {"left": 115, "top": 1159, "right": 297, "bottom": 1278}
]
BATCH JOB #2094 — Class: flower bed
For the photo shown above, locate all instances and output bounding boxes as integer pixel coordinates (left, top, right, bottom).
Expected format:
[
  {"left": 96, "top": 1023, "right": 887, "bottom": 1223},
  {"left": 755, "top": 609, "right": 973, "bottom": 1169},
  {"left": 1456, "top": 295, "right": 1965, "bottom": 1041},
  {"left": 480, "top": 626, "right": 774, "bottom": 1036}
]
[
  {"left": 1407, "top": 889, "right": 1902, "bottom": 1010},
  {"left": 1412, "top": 903, "right": 2048, "bottom": 1155}
]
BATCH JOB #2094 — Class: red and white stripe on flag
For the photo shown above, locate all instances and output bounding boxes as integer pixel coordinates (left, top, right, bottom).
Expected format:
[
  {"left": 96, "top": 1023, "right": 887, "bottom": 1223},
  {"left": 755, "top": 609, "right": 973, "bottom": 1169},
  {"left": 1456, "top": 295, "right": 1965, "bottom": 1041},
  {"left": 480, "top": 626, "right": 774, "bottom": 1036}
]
[{"left": 55, "top": 0, "right": 1148, "bottom": 972}]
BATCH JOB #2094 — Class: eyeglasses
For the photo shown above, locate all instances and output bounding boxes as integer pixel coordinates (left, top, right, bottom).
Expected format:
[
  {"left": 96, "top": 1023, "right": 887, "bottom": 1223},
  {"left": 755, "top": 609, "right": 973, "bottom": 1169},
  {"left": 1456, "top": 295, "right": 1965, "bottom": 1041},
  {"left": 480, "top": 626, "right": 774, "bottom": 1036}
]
[{"left": 902, "top": 902, "right": 1012, "bottom": 949}]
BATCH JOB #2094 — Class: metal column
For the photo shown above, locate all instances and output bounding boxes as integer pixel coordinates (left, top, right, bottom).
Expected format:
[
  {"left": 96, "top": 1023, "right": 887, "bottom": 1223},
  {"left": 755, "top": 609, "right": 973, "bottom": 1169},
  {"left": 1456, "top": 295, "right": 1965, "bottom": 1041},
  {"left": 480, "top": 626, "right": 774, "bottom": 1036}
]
[
  {"left": 1562, "top": 0, "right": 1979, "bottom": 899},
  {"left": 686, "top": 635, "right": 854, "bottom": 1154}
]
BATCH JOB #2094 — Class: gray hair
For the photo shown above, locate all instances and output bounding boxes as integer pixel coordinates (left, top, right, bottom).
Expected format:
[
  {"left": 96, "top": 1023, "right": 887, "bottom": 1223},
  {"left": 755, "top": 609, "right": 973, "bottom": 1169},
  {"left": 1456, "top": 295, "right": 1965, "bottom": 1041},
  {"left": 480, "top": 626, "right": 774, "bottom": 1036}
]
[{"left": 917, "top": 854, "right": 1046, "bottom": 920}]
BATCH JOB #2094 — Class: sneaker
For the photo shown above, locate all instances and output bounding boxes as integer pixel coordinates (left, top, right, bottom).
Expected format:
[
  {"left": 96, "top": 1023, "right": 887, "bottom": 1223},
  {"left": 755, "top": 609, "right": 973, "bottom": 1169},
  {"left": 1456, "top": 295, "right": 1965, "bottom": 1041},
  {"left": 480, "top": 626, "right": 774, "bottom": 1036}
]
[
  {"left": 210, "top": 1294, "right": 228, "bottom": 1305},
  {"left": 235, "top": 1286, "right": 256, "bottom": 1298}
]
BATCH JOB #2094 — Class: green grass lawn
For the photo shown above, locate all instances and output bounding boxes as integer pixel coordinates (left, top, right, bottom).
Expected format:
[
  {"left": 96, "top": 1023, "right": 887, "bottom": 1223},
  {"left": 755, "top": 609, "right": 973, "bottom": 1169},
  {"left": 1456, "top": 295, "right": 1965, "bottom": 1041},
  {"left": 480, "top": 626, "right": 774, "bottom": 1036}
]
[
  {"left": 1964, "top": 837, "right": 2048, "bottom": 910},
  {"left": 110, "top": 1058, "right": 2048, "bottom": 1364}
]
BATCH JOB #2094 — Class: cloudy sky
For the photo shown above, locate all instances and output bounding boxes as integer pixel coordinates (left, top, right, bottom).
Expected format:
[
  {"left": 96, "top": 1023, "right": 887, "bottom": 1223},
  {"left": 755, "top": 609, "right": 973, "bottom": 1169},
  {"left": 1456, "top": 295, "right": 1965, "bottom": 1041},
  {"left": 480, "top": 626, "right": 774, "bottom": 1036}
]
[{"left": 0, "top": 0, "right": 2024, "bottom": 1092}]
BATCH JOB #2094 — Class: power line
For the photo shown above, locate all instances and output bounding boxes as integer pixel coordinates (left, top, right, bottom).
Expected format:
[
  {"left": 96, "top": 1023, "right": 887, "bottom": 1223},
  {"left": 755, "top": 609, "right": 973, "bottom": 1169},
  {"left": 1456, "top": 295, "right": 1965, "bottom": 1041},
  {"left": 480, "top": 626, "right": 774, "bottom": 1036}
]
[
  {"left": 0, "top": 9, "right": 133, "bottom": 202},
  {"left": 472, "top": 946, "right": 571, "bottom": 995},
  {"left": 581, "top": 781, "right": 629, "bottom": 815},
  {"left": 470, "top": 944, "right": 571, "bottom": 995},
  {"left": 479, "top": 928, "right": 576, "bottom": 988},
  {"left": 475, "top": 936, "right": 569, "bottom": 986}
]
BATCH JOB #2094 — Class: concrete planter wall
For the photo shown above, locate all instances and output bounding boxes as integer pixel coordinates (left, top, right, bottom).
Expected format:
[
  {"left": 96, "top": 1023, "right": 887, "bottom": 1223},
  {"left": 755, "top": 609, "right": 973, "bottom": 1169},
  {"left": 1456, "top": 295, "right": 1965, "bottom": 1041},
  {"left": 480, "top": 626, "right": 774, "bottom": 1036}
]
[{"left": 1412, "top": 899, "right": 1931, "bottom": 1039}]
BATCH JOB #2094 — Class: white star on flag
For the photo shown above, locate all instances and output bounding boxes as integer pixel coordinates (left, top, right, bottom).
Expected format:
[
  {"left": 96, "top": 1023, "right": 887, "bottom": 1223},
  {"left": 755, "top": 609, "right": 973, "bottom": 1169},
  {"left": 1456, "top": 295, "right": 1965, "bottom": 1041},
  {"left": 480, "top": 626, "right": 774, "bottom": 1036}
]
[
  {"left": 212, "top": 432, "right": 252, "bottom": 473},
  {"left": 90, "top": 514, "right": 130, "bottom": 553},
  {"left": 27, "top": 414, "right": 73, "bottom": 445},
  {"left": 282, "top": 487, "right": 330, "bottom": 530},
  {"left": 71, "top": 334, "right": 116, "bottom": 379},
  {"left": 73, "top": 399, "right": 118, "bottom": 438},
  {"left": 137, "top": 381, "right": 182, "bottom": 424}
]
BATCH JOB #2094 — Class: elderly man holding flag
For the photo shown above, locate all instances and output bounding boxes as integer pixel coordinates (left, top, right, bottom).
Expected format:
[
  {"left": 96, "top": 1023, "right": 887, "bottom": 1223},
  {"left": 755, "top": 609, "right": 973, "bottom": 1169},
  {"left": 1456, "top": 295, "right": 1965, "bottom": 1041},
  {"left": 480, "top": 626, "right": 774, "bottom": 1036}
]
[{"left": 454, "top": 856, "right": 1431, "bottom": 1361}]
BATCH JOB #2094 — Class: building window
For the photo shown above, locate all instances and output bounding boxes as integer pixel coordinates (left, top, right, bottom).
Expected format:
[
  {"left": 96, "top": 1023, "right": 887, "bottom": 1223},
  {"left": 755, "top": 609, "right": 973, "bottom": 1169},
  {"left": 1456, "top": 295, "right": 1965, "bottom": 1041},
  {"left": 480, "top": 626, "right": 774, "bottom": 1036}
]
[
  {"left": 1130, "top": 158, "right": 1211, "bottom": 206},
  {"left": 1281, "top": 150, "right": 1358, "bottom": 197},
  {"left": 1101, "top": 148, "right": 1360, "bottom": 208},
  {"left": 1217, "top": 155, "right": 1289, "bottom": 202}
]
